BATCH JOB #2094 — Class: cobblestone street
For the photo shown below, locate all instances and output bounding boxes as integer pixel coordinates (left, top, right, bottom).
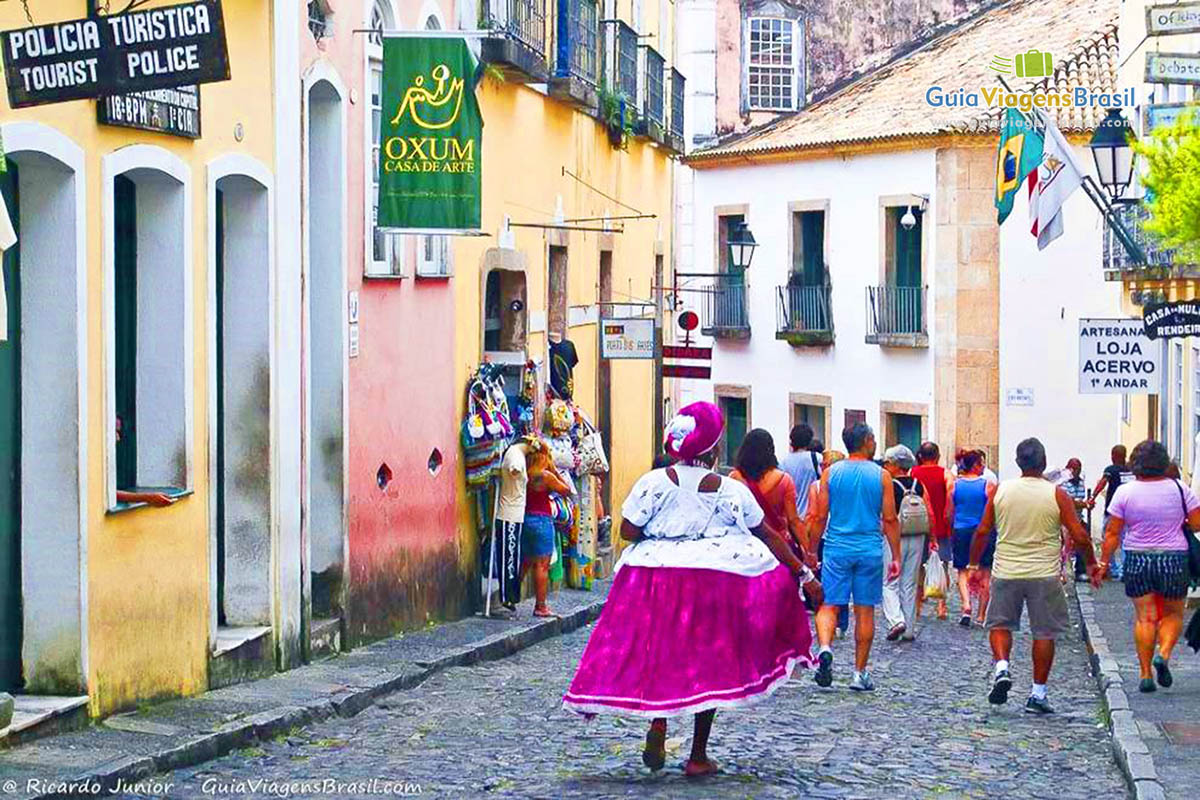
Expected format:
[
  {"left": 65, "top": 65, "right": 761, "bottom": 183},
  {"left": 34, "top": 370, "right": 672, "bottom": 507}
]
[{"left": 126, "top": 592, "right": 1125, "bottom": 800}]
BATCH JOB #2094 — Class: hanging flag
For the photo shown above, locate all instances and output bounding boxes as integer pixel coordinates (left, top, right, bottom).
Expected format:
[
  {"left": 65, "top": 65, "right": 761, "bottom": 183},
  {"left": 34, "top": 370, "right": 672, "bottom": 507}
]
[
  {"left": 376, "top": 37, "right": 483, "bottom": 230},
  {"left": 1027, "top": 110, "right": 1085, "bottom": 250},
  {"left": 995, "top": 108, "right": 1044, "bottom": 224}
]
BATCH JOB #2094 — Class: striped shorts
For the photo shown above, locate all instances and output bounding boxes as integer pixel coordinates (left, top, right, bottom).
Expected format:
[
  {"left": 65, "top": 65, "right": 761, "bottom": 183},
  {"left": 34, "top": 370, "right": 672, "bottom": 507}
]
[{"left": 1123, "top": 550, "right": 1190, "bottom": 600}]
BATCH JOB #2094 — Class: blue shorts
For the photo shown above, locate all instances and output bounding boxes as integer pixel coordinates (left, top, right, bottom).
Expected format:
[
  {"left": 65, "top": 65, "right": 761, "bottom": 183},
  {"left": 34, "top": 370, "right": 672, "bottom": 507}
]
[
  {"left": 523, "top": 514, "right": 555, "bottom": 558},
  {"left": 953, "top": 527, "right": 995, "bottom": 570},
  {"left": 822, "top": 547, "right": 884, "bottom": 607}
]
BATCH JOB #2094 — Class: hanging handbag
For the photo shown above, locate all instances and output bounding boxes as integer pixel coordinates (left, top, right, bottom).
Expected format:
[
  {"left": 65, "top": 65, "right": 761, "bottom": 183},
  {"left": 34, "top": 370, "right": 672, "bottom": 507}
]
[
  {"left": 1175, "top": 479, "right": 1200, "bottom": 583},
  {"left": 575, "top": 411, "right": 609, "bottom": 476}
]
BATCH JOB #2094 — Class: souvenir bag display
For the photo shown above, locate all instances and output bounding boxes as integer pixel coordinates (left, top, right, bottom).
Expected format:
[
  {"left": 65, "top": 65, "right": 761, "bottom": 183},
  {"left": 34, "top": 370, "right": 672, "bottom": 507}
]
[
  {"left": 461, "top": 375, "right": 506, "bottom": 492},
  {"left": 575, "top": 410, "right": 609, "bottom": 476}
]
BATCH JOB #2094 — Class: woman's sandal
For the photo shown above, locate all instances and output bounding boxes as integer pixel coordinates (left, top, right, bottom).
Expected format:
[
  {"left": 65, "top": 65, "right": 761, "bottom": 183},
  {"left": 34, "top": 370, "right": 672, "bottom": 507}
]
[
  {"left": 684, "top": 759, "right": 720, "bottom": 778},
  {"left": 642, "top": 725, "right": 666, "bottom": 771},
  {"left": 533, "top": 607, "right": 560, "bottom": 619}
]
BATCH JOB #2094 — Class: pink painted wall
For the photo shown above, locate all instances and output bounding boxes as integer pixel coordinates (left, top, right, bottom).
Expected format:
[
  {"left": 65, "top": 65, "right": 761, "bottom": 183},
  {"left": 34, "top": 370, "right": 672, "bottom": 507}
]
[{"left": 300, "top": 0, "right": 464, "bottom": 647}]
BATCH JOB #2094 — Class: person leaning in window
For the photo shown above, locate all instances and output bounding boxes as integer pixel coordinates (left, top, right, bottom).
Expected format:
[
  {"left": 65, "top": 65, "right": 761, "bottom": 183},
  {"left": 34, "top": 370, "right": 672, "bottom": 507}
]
[
  {"left": 1100, "top": 440, "right": 1200, "bottom": 694},
  {"left": 115, "top": 415, "right": 176, "bottom": 507}
]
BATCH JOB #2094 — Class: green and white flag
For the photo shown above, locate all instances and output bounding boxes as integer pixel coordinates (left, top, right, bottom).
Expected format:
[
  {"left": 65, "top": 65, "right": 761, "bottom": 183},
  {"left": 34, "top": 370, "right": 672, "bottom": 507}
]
[{"left": 377, "top": 37, "right": 482, "bottom": 230}]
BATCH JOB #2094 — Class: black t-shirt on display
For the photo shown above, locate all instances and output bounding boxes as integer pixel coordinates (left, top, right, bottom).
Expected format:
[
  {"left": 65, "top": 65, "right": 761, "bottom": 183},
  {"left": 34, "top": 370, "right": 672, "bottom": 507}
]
[{"left": 549, "top": 338, "right": 578, "bottom": 400}]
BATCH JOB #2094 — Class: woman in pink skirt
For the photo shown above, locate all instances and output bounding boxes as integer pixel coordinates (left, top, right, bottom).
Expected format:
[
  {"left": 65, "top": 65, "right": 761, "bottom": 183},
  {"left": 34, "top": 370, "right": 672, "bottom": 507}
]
[{"left": 563, "top": 401, "right": 822, "bottom": 776}]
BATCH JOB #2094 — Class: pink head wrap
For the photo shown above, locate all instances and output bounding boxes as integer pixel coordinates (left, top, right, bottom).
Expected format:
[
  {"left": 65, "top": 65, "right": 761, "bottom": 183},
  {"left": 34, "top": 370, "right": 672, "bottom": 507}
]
[{"left": 664, "top": 401, "right": 725, "bottom": 463}]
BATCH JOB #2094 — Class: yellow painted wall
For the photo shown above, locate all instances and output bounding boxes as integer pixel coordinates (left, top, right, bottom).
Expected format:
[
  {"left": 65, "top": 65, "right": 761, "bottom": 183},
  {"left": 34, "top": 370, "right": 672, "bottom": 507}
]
[
  {"left": 0, "top": 0, "right": 276, "bottom": 715},
  {"left": 451, "top": 73, "right": 675, "bottom": 576}
]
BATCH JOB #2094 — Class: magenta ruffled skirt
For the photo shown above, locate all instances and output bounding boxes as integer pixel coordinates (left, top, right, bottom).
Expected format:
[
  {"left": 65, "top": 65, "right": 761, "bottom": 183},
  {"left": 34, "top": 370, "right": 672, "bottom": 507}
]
[{"left": 562, "top": 564, "right": 815, "bottom": 718}]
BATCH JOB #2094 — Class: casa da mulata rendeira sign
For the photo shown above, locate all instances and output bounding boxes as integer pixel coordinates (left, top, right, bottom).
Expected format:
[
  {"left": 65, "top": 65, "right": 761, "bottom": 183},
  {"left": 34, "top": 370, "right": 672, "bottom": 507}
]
[
  {"left": 377, "top": 37, "right": 482, "bottom": 231},
  {"left": 1, "top": 0, "right": 229, "bottom": 109}
]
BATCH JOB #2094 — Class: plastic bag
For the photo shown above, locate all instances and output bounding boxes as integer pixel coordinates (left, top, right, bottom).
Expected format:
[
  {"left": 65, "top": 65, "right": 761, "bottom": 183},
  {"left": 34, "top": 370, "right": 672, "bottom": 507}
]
[{"left": 923, "top": 550, "right": 947, "bottom": 599}]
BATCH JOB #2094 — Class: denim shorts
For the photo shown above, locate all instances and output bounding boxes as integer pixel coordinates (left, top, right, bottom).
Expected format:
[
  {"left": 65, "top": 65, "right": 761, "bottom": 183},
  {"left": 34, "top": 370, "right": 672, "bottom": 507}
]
[
  {"left": 822, "top": 546, "right": 884, "bottom": 607},
  {"left": 523, "top": 514, "right": 555, "bottom": 559}
]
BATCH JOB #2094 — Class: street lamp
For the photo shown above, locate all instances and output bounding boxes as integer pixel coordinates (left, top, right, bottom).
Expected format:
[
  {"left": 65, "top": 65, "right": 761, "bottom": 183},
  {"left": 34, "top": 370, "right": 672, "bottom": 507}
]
[
  {"left": 727, "top": 220, "right": 758, "bottom": 270},
  {"left": 1088, "top": 108, "right": 1136, "bottom": 202}
]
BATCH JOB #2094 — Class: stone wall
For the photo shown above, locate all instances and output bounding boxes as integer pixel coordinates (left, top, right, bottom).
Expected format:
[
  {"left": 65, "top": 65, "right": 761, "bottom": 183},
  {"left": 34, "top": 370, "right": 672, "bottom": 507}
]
[
  {"left": 711, "top": 0, "right": 1000, "bottom": 137},
  {"left": 934, "top": 146, "right": 1000, "bottom": 466}
]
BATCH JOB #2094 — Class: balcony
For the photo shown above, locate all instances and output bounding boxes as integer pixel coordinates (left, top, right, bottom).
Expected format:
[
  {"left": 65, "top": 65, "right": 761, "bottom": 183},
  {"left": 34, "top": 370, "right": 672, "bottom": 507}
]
[
  {"left": 776, "top": 284, "right": 833, "bottom": 346},
  {"left": 601, "top": 19, "right": 639, "bottom": 105},
  {"left": 549, "top": 0, "right": 599, "bottom": 108},
  {"left": 635, "top": 45, "right": 665, "bottom": 142},
  {"left": 865, "top": 285, "right": 927, "bottom": 347},
  {"left": 667, "top": 67, "right": 685, "bottom": 153},
  {"left": 698, "top": 275, "right": 751, "bottom": 339},
  {"left": 480, "top": 0, "right": 549, "bottom": 82},
  {"left": 1101, "top": 200, "right": 1194, "bottom": 281}
]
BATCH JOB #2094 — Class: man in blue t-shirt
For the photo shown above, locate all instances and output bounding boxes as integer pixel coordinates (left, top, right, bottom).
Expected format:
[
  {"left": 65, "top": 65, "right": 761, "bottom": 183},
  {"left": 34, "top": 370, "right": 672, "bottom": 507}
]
[
  {"left": 780, "top": 423, "right": 821, "bottom": 518},
  {"left": 810, "top": 423, "right": 901, "bottom": 692}
]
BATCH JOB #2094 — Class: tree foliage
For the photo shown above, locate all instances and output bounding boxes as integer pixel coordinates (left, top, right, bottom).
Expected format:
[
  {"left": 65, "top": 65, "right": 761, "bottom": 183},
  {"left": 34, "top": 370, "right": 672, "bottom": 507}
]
[{"left": 1134, "top": 109, "right": 1200, "bottom": 263}]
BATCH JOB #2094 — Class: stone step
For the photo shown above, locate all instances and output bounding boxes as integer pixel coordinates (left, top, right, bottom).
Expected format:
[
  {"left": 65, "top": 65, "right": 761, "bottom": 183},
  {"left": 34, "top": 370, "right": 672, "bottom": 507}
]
[{"left": 0, "top": 694, "right": 89, "bottom": 748}]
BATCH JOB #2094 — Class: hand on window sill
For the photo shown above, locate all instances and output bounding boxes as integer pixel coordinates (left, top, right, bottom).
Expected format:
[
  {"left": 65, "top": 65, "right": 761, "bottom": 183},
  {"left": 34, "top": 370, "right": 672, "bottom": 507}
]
[{"left": 110, "top": 486, "right": 192, "bottom": 514}]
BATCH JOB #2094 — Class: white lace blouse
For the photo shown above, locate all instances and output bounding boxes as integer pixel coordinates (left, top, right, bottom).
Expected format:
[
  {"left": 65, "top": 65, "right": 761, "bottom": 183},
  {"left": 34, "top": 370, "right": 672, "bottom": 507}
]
[{"left": 616, "top": 465, "right": 779, "bottom": 578}]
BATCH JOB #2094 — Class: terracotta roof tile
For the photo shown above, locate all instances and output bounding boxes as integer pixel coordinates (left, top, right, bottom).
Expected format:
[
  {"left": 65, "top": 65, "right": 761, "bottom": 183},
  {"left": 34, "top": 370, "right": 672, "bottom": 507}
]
[{"left": 689, "top": 0, "right": 1118, "bottom": 162}]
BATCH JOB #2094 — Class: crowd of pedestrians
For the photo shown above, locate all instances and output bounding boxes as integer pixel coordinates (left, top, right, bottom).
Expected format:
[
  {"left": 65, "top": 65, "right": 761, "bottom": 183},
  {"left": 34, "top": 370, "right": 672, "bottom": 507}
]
[{"left": 562, "top": 401, "right": 1195, "bottom": 775}]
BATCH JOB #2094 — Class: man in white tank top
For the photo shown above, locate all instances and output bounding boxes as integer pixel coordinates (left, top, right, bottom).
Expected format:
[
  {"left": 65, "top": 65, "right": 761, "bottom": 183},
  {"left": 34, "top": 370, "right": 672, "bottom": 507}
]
[{"left": 967, "top": 438, "right": 1101, "bottom": 715}]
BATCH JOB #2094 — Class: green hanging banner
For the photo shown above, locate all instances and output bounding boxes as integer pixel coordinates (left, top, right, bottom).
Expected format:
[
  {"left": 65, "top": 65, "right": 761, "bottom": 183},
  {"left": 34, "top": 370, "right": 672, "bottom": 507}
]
[{"left": 377, "top": 37, "right": 482, "bottom": 231}]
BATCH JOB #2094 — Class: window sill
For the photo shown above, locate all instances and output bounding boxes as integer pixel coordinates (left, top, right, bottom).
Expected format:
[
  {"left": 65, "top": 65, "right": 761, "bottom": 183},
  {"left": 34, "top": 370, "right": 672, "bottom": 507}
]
[
  {"left": 414, "top": 272, "right": 453, "bottom": 281},
  {"left": 107, "top": 486, "right": 192, "bottom": 515},
  {"left": 363, "top": 273, "right": 407, "bottom": 282}
]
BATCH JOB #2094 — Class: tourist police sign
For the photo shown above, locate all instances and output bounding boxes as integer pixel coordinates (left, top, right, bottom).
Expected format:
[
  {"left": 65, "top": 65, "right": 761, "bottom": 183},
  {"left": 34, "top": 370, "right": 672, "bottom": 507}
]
[
  {"left": 1078, "top": 318, "right": 1160, "bottom": 395},
  {"left": 1, "top": 0, "right": 229, "bottom": 109}
]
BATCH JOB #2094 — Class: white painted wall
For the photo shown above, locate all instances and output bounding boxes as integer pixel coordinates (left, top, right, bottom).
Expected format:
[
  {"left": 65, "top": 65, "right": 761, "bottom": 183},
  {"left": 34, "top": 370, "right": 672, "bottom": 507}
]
[
  {"left": 997, "top": 143, "right": 1122, "bottom": 483},
  {"left": 272, "top": 0, "right": 304, "bottom": 668},
  {"left": 219, "top": 176, "right": 273, "bottom": 626},
  {"left": 688, "top": 149, "right": 938, "bottom": 447}
]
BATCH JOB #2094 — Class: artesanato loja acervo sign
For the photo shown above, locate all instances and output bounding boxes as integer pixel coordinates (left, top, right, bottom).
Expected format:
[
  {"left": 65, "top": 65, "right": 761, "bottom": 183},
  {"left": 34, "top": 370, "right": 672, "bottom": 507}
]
[
  {"left": 1078, "top": 318, "right": 1159, "bottom": 395},
  {"left": 377, "top": 37, "right": 482, "bottom": 231}
]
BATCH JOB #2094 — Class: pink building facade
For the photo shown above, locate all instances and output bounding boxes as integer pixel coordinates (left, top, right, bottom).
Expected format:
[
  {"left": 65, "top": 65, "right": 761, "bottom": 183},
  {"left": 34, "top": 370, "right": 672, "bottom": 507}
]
[{"left": 299, "top": 0, "right": 463, "bottom": 654}]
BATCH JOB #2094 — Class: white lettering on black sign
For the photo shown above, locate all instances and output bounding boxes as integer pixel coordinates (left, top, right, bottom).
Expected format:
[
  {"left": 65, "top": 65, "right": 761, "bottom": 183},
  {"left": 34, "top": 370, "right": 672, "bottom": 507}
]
[
  {"left": 1078, "top": 318, "right": 1161, "bottom": 395},
  {"left": 1, "top": 0, "right": 229, "bottom": 109},
  {"left": 98, "top": 84, "right": 201, "bottom": 138}
]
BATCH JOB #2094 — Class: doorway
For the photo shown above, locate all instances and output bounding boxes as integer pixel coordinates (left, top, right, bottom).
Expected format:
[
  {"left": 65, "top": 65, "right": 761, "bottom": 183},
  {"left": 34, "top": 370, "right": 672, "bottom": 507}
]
[
  {"left": 1, "top": 165, "right": 20, "bottom": 691},
  {"left": 213, "top": 176, "right": 272, "bottom": 629},
  {"left": 305, "top": 79, "right": 347, "bottom": 649},
  {"left": 598, "top": 250, "right": 613, "bottom": 517}
]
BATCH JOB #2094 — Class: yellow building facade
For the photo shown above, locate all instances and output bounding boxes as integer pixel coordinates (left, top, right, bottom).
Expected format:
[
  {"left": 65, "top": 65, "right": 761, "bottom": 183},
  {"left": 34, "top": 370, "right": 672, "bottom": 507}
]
[{"left": 0, "top": 0, "right": 303, "bottom": 718}]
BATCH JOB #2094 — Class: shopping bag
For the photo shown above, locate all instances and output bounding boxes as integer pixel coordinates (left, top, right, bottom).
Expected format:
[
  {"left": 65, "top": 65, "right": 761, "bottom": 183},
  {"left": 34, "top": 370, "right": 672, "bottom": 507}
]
[{"left": 923, "top": 550, "right": 947, "bottom": 599}]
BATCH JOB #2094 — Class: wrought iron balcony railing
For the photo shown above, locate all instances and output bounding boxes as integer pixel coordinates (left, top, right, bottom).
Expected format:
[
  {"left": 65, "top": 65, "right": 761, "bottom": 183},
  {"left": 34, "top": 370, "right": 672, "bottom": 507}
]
[
  {"left": 481, "top": 0, "right": 547, "bottom": 61},
  {"left": 555, "top": 0, "right": 599, "bottom": 85},
  {"left": 669, "top": 67, "right": 685, "bottom": 141},
  {"left": 639, "top": 45, "right": 665, "bottom": 127},
  {"left": 1101, "top": 200, "right": 1189, "bottom": 279},
  {"left": 865, "top": 284, "right": 927, "bottom": 346},
  {"left": 776, "top": 284, "right": 833, "bottom": 344},
  {"left": 697, "top": 275, "right": 750, "bottom": 338},
  {"left": 601, "top": 19, "right": 638, "bottom": 102}
]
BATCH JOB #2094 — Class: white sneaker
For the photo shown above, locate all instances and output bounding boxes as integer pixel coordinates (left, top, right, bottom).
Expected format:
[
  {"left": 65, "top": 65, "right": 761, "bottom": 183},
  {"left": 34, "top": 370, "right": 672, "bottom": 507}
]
[{"left": 849, "top": 671, "right": 875, "bottom": 692}]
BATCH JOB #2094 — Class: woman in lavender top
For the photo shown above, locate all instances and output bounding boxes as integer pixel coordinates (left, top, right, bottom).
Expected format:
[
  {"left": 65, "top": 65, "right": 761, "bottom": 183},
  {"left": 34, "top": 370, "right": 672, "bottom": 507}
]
[{"left": 1102, "top": 440, "right": 1200, "bottom": 693}]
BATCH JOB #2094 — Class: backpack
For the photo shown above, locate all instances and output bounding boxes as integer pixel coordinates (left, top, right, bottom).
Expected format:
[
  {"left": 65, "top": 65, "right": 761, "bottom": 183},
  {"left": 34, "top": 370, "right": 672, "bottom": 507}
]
[{"left": 896, "top": 478, "right": 930, "bottom": 536}]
